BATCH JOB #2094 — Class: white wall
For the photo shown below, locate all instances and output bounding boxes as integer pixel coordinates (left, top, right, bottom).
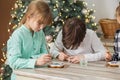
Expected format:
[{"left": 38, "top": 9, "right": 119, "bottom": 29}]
[
  {"left": 83, "top": 0, "right": 119, "bottom": 32},
  {"left": 84, "top": 0, "right": 119, "bottom": 23}
]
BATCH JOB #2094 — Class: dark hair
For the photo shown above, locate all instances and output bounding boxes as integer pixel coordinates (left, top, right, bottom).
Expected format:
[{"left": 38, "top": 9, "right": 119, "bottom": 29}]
[{"left": 62, "top": 17, "right": 86, "bottom": 49}]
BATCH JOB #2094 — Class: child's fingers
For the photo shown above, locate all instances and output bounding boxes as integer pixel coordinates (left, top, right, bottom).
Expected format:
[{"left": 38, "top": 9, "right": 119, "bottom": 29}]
[
  {"left": 44, "top": 55, "right": 52, "bottom": 60},
  {"left": 73, "top": 60, "right": 79, "bottom": 64},
  {"left": 64, "top": 54, "right": 69, "bottom": 59},
  {"left": 59, "top": 52, "right": 69, "bottom": 61},
  {"left": 43, "top": 56, "right": 51, "bottom": 62},
  {"left": 69, "top": 58, "right": 79, "bottom": 63},
  {"left": 66, "top": 56, "right": 72, "bottom": 61},
  {"left": 66, "top": 56, "right": 75, "bottom": 63},
  {"left": 106, "top": 58, "right": 111, "bottom": 62},
  {"left": 43, "top": 54, "right": 51, "bottom": 57},
  {"left": 45, "top": 59, "right": 51, "bottom": 62},
  {"left": 45, "top": 56, "right": 51, "bottom": 59},
  {"left": 105, "top": 51, "right": 112, "bottom": 61}
]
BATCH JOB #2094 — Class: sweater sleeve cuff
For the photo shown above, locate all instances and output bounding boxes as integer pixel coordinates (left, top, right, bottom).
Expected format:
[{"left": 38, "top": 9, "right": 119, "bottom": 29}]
[
  {"left": 27, "top": 59, "right": 37, "bottom": 68},
  {"left": 84, "top": 53, "right": 95, "bottom": 61},
  {"left": 84, "top": 52, "right": 106, "bottom": 61}
]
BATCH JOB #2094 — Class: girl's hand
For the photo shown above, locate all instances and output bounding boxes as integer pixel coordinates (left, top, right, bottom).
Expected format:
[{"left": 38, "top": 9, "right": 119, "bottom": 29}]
[
  {"left": 35, "top": 54, "right": 51, "bottom": 66},
  {"left": 57, "top": 52, "right": 69, "bottom": 61},
  {"left": 67, "top": 55, "right": 84, "bottom": 64},
  {"left": 105, "top": 51, "right": 112, "bottom": 62}
]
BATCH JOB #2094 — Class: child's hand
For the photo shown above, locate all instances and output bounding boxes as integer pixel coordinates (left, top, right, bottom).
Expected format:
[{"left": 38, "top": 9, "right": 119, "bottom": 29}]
[
  {"left": 57, "top": 52, "right": 69, "bottom": 61},
  {"left": 105, "top": 51, "right": 112, "bottom": 62},
  {"left": 35, "top": 54, "right": 51, "bottom": 66},
  {"left": 67, "top": 55, "right": 84, "bottom": 64}
]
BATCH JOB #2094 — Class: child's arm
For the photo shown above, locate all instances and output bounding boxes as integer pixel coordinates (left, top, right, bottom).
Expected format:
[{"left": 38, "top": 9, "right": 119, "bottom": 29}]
[
  {"left": 7, "top": 31, "right": 38, "bottom": 69},
  {"left": 50, "top": 30, "right": 64, "bottom": 58},
  {"left": 84, "top": 31, "right": 106, "bottom": 61}
]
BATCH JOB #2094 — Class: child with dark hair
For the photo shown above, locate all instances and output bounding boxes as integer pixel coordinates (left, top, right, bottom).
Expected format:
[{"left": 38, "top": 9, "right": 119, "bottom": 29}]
[{"left": 50, "top": 17, "right": 107, "bottom": 63}]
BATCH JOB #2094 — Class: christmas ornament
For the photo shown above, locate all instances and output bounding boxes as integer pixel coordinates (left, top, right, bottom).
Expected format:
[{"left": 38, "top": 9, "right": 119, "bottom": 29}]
[{"left": 82, "top": 9, "right": 87, "bottom": 14}]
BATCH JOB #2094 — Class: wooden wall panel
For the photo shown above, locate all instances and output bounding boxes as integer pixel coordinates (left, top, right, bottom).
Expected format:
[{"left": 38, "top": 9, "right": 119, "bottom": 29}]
[{"left": 0, "top": 0, "right": 16, "bottom": 66}]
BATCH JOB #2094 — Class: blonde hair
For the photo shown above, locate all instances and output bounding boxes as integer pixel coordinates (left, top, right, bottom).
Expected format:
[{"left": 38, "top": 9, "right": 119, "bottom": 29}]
[
  {"left": 116, "top": 2, "right": 120, "bottom": 17},
  {"left": 20, "top": 0, "right": 52, "bottom": 26}
]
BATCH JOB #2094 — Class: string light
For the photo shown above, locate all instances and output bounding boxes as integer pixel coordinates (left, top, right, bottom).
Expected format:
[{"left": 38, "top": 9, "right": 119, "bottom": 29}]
[
  {"left": 85, "top": 19, "right": 89, "bottom": 23},
  {"left": 59, "top": 13, "right": 61, "bottom": 16},
  {"left": 87, "top": 10, "right": 90, "bottom": 12},
  {"left": 8, "top": 29, "right": 10, "bottom": 33},
  {"left": 56, "top": 4, "right": 58, "bottom": 7},
  {"left": 63, "top": 1, "right": 65, "bottom": 3},
  {"left": 66, "top": 9, "right": 69, "bottom": 12},
  {"left": 18, "top": 19, "right": 20, "bottom": 22},
  {"left": 15, "top": 3, "right": 18, "bottom": 9},
  {"left": 92, "top": 16, "right": 95, "bottom": 19},
  {"left": 90, "top": 9, "right": 93, "bottom": 11},
  {"left": 61, "top": 8, "right": 63, "bottom": 11},
  {"left": 14, "top": 11, "right": 17, "bottom": 14},
  {"left": 21, "top": 9, "right": 23, "bottom": 11},
  {"left": 53, "top": 9, "right": 57, "bottom": 11},
  {"left": 19, "top": 17, "right": 22, "bottom": 20},
  {"left": 85, "top": 15, "right": 88, "bottom": 18},
  {"left": 2, "top": 52, "right": 6, "bottom": 60},
  {"left": 2, "top": 43, "right": 5, "bottom": 46},
  {"left": 94, "top": 23, "right": 97, "bottom": 26},
  {"left": 92, "top": 23, "right": 97, "bottom": 26},
  {"left": 52, "top": 26, "right": 55, "bottom": 28},
  {"left": 9, "top": 22, "right": 11, "bottom": 25},
  {"left": 83, "top": 2, "right": 87, "bottom": 6},
  {"left": 22, "top": 6, "right": 25, "bottom": 8},
  {"left": 62, "top": 21, "right": 64, "bottom": 24},
  {"left": 77, "top": 15, "right": 80, "bottom": 18},
  {"left": 92, "top": 4, "right": 95, "bottom": 7},
  {"left": 12, "top": 25, "right": 17, "bottom": 30},
  {"left": 21, "top": 14, "right": 23, "bottom": 17},
  {"left": 65, "top": 16, "right": 68, "bottom": 18},
  {"left": 52, "top": 21, "right": 54, "bottom": 24},
  {"left": 1, "top": 59, "right": 4, "bottom": 62},
  {"left": 11, "top": 8, "right": 14, "bottom": 10}
]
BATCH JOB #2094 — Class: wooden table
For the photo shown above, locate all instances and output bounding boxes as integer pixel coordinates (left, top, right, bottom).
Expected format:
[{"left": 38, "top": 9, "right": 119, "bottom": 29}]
[{"left": 14, "top": 61, "right": 120, "bottom": 80}]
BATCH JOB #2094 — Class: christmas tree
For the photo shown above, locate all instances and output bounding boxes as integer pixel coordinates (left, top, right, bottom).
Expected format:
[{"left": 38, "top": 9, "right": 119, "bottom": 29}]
[
  {"left": 1, "top": 0, "right": 97, "bottom": 79},
  {"left": 7, "top": 0, "right": 97, "bottom": 42},
  {"left": 45, "top": 0, "right": 97, "bottom": 39}
]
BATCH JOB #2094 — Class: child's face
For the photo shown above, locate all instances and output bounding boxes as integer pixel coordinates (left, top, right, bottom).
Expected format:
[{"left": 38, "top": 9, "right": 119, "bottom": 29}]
[
  {"left": 28, "top": 15, "right": 46, "bottom": 32},
  {"left": 117, "top": 16, "right": 120, "bottom": 24},
  {"left": 116, "top": 12, "right": 120, "bottom": 24}
]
